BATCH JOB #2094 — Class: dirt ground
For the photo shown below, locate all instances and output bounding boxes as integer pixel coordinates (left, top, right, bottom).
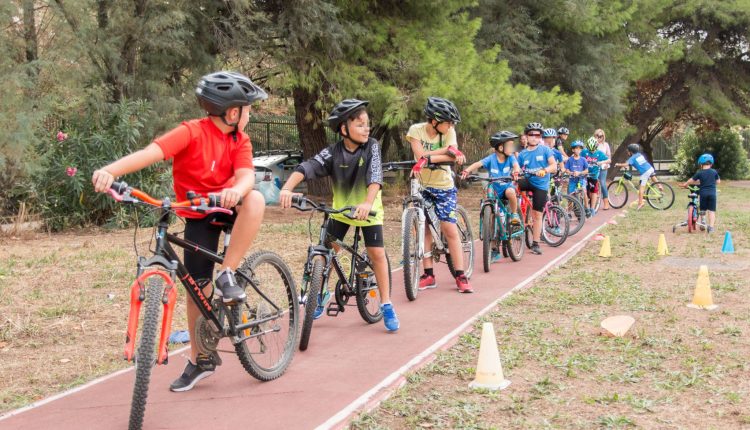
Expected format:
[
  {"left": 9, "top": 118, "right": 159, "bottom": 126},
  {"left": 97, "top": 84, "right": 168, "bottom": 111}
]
[
  {"left": 0, "top": 180, "right": 483, "bottom": 414},
  {"left": 351, "top": 181, "right": 750, "bottom": 430}
]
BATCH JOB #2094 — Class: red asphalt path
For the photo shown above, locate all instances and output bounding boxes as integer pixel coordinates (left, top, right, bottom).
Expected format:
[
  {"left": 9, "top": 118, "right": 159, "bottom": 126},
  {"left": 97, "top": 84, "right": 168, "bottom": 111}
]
[{"left": 1, "top": 210, "right": 620, "bottom": 430}]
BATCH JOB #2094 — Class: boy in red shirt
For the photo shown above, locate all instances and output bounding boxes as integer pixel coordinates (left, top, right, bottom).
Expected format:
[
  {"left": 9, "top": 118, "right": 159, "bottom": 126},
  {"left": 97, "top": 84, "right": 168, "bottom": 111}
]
[{"left": 92, "top": 71, "right": 267, "bottom": 391}]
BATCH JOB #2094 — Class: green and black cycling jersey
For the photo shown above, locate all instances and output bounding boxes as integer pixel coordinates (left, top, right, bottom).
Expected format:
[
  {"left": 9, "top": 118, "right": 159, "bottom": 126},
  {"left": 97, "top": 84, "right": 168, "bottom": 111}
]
[{"left": 295, "top": 137, "right": 384, "bottom": 226}]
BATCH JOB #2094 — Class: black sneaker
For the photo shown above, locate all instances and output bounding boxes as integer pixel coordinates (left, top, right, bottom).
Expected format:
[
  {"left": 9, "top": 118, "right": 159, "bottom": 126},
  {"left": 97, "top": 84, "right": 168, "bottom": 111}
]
[
  {"left": 169, "top": 357, "right": 215, "bottom": 392},
  {"left": 531, "top": 242, "right": 543, "bottom": 255},
  {"left": 215, "top": 268, "right": 246, "bottom": 303}
]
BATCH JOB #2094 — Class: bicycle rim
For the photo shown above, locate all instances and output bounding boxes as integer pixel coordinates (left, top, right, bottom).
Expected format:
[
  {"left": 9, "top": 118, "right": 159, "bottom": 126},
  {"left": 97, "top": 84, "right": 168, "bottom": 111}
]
[
  {"left": 402, "top": 209, "right": 420, "bottom": 301},
  {"left": 541, "top": 205, "right": 569, "bottom": 247},
  {"left": 646, "top": 182, "right": 675, "bottom": 210},
  {"left": 607, "top": 181, "right": 628, "bottom": 208}
]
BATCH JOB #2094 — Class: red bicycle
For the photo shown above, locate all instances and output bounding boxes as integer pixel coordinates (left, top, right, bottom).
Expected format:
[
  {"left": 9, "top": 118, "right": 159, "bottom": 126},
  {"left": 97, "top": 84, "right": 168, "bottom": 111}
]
[{"left": 515, "top": 171, "right": 570, "bottom": 249}]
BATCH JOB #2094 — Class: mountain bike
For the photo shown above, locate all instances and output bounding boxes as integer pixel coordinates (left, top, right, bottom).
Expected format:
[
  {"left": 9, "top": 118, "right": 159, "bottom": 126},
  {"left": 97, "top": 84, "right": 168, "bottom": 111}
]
[
  {"left": 107, "top": 182, "right": 298, "bottom": 430},
  {"left": 673, "top": 185, "right": 708, "bottom": 233},
  {"left": 549, "top": 173, "right": 586, "bottom": 236},
  {"left": 465, "top": 175, "right": 524, "bottom": 271},
  {"left": 382, "top": 161, "right": 474, "bottom": 301},
  {"left": 290, "top": 196, "right": 391, "bottom": 351},
  {"left": 607, "top": 169, "right": 675, "bottom": 210}
]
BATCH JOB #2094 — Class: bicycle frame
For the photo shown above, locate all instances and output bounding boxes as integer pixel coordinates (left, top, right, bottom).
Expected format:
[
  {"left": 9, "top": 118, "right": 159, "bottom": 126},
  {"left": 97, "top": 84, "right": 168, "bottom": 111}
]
[{"left": 401, "top": 176, "right": 447, "bottom": 260}]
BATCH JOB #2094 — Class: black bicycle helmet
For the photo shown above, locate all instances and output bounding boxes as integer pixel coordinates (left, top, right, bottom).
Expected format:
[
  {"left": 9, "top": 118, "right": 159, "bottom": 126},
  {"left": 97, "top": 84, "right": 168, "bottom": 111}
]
[
  {"left": 490, "top": 131, "right": 519, "bottom": 149},
  {"left": 424, "top": 97, "right": 461, "bottom": 124},
  {"left": 627, "top": 143, "right": 641, "bottom": 153},
  {"left": 195, "top": 71, "right": 267, "bottom": 117},
  {"left": 524, "top": 122, "right": 544, "bottom": 134},
  {"left": 557, "top": 127, "right": 570, "bottom": 135},
  {"left": 327, "top": 99, "right": 370, "bottom": 132}
]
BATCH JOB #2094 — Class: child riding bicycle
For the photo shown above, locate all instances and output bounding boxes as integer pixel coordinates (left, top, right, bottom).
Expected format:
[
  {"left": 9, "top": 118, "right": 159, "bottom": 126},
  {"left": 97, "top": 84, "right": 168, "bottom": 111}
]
[
  {"left": 91, "top": 71, "right": 267, "bottom": 392},
  {"left": 563, "top": 140, "right": 589, "bottom": 194},
  {"left": 407, "top": 97, "right": 471, "bottom": 293},
  {"left": 582, "top": 137, "right": 610, "bottom": 217},
  {"left": 461, "top": 131, "right": 522, "bottom": 262},
  {"left": 615, "top": 143, "right": 660, "bottom": 210},
  {"left": 681, "top": 153, "right": 721, "bottom": 233},
  {"left": 278, "top": 99, "right": 399, "bottom": 332}
]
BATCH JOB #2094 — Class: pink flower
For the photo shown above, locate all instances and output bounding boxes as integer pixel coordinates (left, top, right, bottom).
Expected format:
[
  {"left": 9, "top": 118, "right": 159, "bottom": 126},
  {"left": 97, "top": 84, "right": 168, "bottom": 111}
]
[
  {"left": 66, "top": 167, "right": 77, "bottom": 177},
  {"left": 57, "top": 131, "right": 68, "bottom": 142}
]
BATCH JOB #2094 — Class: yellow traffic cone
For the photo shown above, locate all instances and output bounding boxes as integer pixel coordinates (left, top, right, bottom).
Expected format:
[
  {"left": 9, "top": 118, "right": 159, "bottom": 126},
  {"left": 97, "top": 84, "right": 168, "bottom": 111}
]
[
  {"left": 599, "top": 235, "right": 611, "bottom": 258},
  {"left": 469, "top": 323, "right": 511, "bottom": 391},
  {"left": 687, "top": 265, "right": 718, "bottom": 310},
  {"left": 657, "top": 233, "right": 669, "bottom": 256},
  {"left": 600, "top": 315, "right": 635, "bottom": 337}
]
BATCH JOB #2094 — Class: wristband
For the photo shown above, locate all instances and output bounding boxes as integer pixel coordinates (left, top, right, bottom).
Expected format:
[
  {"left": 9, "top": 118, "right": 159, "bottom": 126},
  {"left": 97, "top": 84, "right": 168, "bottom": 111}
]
[{"left": 447, "top": 146, "right": 464, "bottom": 158}]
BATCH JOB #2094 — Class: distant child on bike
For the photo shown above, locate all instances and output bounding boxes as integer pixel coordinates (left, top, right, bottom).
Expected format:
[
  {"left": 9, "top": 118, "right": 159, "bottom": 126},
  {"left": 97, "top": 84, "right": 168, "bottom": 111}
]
[
  {"left": 461, "top": 131, "right": 521, "bottom": 262},
  {"left": 681, "top": 153, "right": 720, "bottom": 233},
  {"left": 543, "top": 128, "right": 566, "bottom": 169},
  {"left": 615, "top": 143, "right": 659, "bottom": 210},
  {"left": 407, "top": 97, "right": 472, "bottom": 293},
  {"left": 563, "top": 140, "right": 589, "bottom": 194},
  {"left": 92, "top": 71, "right": 267, "bottom": 391},
  {"left": 517, "top": 122, "right": 558, "bottom": 255},
  {"left": 556, "top": 127, "right": 570, "bottom": 157},
  {"left": 278, "top": 99, "right": 399, "bottom": 332},
  {"left": 582, "top": 137, "right": 610, "bottom": 216}
]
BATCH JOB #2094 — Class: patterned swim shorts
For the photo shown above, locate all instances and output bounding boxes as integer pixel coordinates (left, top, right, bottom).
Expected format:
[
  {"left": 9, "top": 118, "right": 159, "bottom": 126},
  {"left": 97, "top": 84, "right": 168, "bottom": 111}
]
[{"left": 423, "top": 187, "right": 458, "bottom": 223}]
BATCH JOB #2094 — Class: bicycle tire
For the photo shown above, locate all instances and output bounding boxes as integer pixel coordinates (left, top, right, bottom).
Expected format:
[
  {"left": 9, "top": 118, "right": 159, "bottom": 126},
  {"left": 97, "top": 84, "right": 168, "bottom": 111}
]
[
  {"left": 481, "top": 206, "right": 493, "bottom": 273},
  {"left": 646, "top": 182, "right": 675, "bottom": 210},
  {"left": 607, "top": 181, "right": 628, "bottom": 209},
  {"left": 562, "top": 194, "right": 586, "bottom": 236},
  {"left": 299, "top": 256, "right": 325, "bottom": 351},
  {"left": 524, "top": 206, "right": 534, "bottom": 249},
  {"left": 233, "top": 251, "right": 298, "bottom": 381},
  {"left": 687, "top": 206, "right": 696, "bottom": 233},
  {"left": 402, "top": 208, "right": 420, "bottom": 301},
  {"left": 128, "top": 277, "right": 164, "bottom": 430},
  {"left": 445, "top": 206, "right": 474, "bottom": 279},
  {"left": 355, "top": 252, "right": 391, "bottom": 324},
  {"left": 541, "top": 205, "right": 570, "bottom": 247},
  {"left": 506, "top": 207, "right": 524, "bottom": 262}
]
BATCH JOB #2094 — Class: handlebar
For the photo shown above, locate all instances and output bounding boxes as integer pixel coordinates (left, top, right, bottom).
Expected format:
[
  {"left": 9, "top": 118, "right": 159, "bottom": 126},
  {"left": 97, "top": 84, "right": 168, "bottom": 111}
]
[
  {"left": 464, "top": 174, "right": 515, "bottom": 184},
  {"left": 107, "top": 181, "right": 234, "bottom": 215},
  {"left": 382, "top": 160, "right": 454, "bottom": 172},
  {"left": 290, "top": 195, "right": 376, "bottom": 220}
]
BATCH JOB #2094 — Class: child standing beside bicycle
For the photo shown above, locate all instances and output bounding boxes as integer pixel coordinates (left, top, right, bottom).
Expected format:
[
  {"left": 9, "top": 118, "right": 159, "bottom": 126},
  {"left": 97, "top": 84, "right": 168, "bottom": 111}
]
[
  {"left": 563, "top": 140, "right": 589, "bottom": 194},
  {"left": 461, "top": 131, "right": 522, "bottom": 262},
  {"left": 681, "top": 154, "right": 721, "bottom": 233},
  {"left": 407, "top": 97, "right": 472, "bottom": 293},
  {"left": 582, "top": 137, "right": 610, "bottom": 217},
  {"left": 615, "top": 143, "right": 660, "bottom": 210},
  {"left": 279, "top": 99, "right": 399, "bottom": 332},
  {"left": 91, "top": 71, "right": 267, "bottom": 392}
]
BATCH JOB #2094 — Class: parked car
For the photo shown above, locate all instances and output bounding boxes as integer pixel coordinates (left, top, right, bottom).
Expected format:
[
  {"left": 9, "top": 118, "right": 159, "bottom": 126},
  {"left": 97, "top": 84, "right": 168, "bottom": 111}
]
[{"left": 253, "top": 149, "right": 306, "bottom": 192}]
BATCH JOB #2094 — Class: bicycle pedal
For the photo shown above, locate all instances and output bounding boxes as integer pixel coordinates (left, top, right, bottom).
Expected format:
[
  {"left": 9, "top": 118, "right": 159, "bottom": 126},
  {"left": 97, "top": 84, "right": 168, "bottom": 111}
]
[{"left": 326, "top": 303, "right": 343, "bottom": 316}]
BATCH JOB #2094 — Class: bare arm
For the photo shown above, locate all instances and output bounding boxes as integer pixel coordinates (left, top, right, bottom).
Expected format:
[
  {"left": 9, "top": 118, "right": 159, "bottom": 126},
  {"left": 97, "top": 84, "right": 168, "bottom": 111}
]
[
  {"left": 353, "top": 183, "right": 382, "bottom": 220},
  {"left": 92, "top": 142, "right": 164, "bottom": 192},
  {"left": 279, "top": 171, "right": 305, "bottom": 208}
]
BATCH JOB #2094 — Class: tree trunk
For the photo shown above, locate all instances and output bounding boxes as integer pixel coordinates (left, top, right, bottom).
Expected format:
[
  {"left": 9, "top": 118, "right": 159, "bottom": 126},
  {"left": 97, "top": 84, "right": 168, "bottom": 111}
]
[
  {"left": 293, "top": 86, "right": 332, "bottom": 196},
  {"left": 22, "top": 0, "right": 38, "bottom": 78}
]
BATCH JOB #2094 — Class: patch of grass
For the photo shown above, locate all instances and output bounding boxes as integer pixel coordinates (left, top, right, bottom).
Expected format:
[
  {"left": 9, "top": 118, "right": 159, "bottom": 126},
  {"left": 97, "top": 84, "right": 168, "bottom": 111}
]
[
  {"left": 719, "top": 325, "right": 742, "bottom": 337},
  {"left": 597, "top": 415, "right": 636, "bottom": 428}
]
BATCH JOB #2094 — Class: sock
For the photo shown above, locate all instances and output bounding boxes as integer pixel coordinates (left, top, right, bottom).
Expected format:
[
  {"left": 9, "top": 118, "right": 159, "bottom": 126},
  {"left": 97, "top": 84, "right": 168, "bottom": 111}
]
[
  {"left": 455, "top": 270, "right": 465, "bottom": 278},
  {"left": 533, "top": 241, "right": 539, "bottom": 246},
  {"left": 381, "top": 301, "right": 392, "bottom": 306},
  {"left": 425, "top": 268, "right": 434, "bottom": 277}
]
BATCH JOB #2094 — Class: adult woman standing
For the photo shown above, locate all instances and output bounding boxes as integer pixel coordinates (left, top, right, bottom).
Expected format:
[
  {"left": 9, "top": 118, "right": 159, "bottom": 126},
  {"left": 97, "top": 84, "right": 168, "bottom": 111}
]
[{"left": 594, "top": 129, "right": 612, "bottom": 209}]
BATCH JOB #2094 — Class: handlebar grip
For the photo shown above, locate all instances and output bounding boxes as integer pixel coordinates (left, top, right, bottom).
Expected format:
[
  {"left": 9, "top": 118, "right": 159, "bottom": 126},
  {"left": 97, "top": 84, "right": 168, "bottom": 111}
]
[
  {"left": 111, "top": 181, "right": 128, "bottom": 194},
  {"left": 291, "top": 195, "right": 305, "bottom": 205},
  {"left": 207, "top": 194, "right": 243, "bottom": 207}
]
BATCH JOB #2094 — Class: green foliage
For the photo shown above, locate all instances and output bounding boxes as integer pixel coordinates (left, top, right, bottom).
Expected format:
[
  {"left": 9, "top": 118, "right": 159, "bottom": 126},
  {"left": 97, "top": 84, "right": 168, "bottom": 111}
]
[
  {"left": 672, "top": 128, "right": 750, "bottom": 180},
  {"left": 32, "top": 100, "right": 172, "bottom": 230}
]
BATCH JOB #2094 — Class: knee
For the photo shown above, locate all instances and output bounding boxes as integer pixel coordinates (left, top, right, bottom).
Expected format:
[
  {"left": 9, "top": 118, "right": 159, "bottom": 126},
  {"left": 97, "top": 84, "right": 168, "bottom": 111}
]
[
  {"left": 367, "top": 247, "right": 386, "bottom": 261},
  {"left": 243, "top": 190, "right": 265, "bottom": 213}
]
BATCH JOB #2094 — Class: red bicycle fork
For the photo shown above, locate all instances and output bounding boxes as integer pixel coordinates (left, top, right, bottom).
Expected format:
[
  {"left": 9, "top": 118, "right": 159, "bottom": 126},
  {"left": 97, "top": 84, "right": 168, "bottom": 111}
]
[{"left": 123, "top": 270, "right": 178, "bottom": 366}]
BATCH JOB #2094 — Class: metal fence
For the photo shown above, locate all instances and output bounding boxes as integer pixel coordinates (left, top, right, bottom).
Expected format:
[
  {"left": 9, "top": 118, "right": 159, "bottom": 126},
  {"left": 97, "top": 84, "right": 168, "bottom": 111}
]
[{"left": 247, "top": 115, "right": 300, "bottom": 153}]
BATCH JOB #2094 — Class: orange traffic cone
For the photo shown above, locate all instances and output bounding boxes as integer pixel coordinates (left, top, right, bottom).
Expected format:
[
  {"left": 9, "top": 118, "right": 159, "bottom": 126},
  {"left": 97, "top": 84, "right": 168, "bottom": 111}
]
[
  {"left": 687, "top": 265, "right": 718, "bottom": 310},
  {"left": 469, "top": 323, "right": 511, "bottom": 391}
]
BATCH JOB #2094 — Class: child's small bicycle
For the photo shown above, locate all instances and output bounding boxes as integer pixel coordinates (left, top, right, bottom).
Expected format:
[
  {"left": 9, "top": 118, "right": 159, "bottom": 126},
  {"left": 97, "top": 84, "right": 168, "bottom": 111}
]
[
  {"left": 606, "top": 169, "right": 675, "bottom": 210},
  {"left": 673, "top": 185, "right": 708, "bottom": 233}
]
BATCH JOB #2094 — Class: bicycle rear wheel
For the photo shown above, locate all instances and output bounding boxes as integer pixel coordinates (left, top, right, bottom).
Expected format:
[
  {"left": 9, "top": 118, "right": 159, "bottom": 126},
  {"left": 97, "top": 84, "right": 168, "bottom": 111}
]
[
  {"left": 541, "top": 205, "right": 570, "bottom": 247},
  {"left": 233, "top": 251, "right": 298, "bottom": 381},
  {"left": 445, "top": 206, "right": 474, "bottom": 279},
  {"left": 355, "top": 252, "right": 391, "bottom": 324},
  {"left": 646, "top": 182, "right": 675, "bottom": 210},
  {"left": 607, "top": 181, "right": 628, "bottom": 209},
  {"left": 562, "top": 194, "right": 586, "bottom": 236},
  {"left": 402, "top": 208, "right": 420, "bottom": 301},
  {"left": 505, "top": 209, "right": 525, "bottom": 262},
  {"left": 299, "top": 256, "right": 325, "bottom": 351},
  {"left": 129, "top": 277, "right": 163, "bottom": 430}
]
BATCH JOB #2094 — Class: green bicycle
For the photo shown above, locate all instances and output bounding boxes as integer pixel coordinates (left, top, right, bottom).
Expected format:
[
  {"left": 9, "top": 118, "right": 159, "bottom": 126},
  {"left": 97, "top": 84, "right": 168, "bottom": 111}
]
[{"left": 606, "top": 169, "right": 675, "bottom": 210}]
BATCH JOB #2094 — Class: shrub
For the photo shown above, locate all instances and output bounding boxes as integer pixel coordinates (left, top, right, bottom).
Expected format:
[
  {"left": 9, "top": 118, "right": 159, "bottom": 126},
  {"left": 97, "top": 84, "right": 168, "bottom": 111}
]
[
  {"left": 32, "top": 100, "right": 172, "bottom": 231},
  {"left": 671, "top": 128, "right": 750, "bottom": 180}
]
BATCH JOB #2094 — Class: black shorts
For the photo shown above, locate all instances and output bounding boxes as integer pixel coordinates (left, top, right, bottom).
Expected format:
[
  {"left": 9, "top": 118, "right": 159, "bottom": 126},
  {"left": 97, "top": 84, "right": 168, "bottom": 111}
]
[
  {"left": 325, "top": 218, "right": 384, "bottom": 248},
  {"left": 183, "top": 211, "right": 237, "bottom": 281},
  {"left": 699, "top": 193, "right": 716, "bottom": 212},
  {"left": 586, "top": 177, "right": 600, "bottom": 194},
  {"left": 518, "top": 178, "right": 548, "bottom": 212}
]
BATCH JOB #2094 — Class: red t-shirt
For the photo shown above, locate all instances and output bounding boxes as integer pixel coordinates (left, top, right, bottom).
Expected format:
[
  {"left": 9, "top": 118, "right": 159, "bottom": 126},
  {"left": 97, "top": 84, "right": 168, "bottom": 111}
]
[{"left": 154, "top": 118, "right": 254, "bottom": 218}]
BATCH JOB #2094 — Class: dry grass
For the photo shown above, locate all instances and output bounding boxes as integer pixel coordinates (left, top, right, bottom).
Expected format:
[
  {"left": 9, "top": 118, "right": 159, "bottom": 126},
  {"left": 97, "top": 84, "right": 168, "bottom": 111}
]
[{"left": 350, "top": 181, "right": 750, "bottom": 430}]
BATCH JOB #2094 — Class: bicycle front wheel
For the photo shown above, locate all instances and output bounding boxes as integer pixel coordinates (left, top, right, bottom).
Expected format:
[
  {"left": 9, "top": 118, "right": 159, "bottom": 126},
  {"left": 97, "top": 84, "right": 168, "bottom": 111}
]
[
  {"left": 562, "top": 194, "right": 586, "bottom": 236},
  {"left": 607, "top": 181, "right": 628, "bottom": 209},
  {"left": 299, "top": 256, "right": 325, "bottom": 351},
  {"left": 402, "top": 208, "right": 420, "bottom": 301},
  {"left": 481, "top": 206, "right": 493, "bottom": 273},
  {"left": 355, "top": 252, "right": 391, "bottom": 324},
  {"left": 541, "top": 205, "right": 570, "bottom": 247},
  {"left": 445, "top": 206, "right": 475, "bottom": 279},
  {"left": 233, "top": 250, "right": 299, "bottom": 381},
  {"left": 129, "top": 277, "right": 164, "bottom": 430},
  {"left": 646, "top": 182, "right": 675, "bottom": 210},
  {"left": 505, "top": 208, "right": 525, "bottom": 262}
]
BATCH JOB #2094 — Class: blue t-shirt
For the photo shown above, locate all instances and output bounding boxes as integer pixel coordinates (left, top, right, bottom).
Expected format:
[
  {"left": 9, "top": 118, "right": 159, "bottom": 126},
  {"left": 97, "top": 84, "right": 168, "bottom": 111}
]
[
  {"left": 551, "top": 148, "right": 564, "bottom": 163},
  {"left": 691, "top": 168, "right": 719, "bottom": 195},
  {"left": 582, "top": 149, "right": 608, "bottom": 178},
  {"left": 481, "top": 153, "right": 518, "bottom": 178},
  {"left": 627, "top": 153, "right": 653, "bottom": 175},
  {"left": 564, "top": 155, "right": 588, "bottom": 183},
  {"left": 518, "top": 145, "right": 555, "bottom": 190}
]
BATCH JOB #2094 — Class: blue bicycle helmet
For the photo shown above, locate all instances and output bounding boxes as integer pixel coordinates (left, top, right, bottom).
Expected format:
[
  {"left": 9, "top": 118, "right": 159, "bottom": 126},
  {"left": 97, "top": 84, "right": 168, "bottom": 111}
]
[
  {"left": 570, "top": 140, "right": 584, "bottom": 149},
  {"left": 543, "top": 128, "right": 558, "bottom": 138},
  {"left": 697, "top": 153, "right": 714, "bottom": 165}
]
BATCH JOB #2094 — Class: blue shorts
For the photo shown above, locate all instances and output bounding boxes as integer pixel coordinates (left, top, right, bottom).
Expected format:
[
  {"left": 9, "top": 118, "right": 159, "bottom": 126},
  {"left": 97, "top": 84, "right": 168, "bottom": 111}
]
[
  {"left": 423, "top": 187, "right": 457, "bottom": 223},
  {"left": 490, "top": 182, "right": 514, "bottom": 199},
  {"left": 567, "top": 178, "right": 585, "bottom": 194}
]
